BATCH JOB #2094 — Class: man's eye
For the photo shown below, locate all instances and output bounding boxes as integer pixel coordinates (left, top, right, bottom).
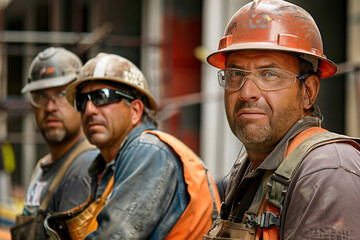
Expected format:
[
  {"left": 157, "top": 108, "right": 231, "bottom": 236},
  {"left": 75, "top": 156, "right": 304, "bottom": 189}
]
[
  {"left": 262, "top": 71, "right": 279, "bottom": 79},
  {"left": 230, "top": 70, "right": 245, "bottom": 78},
  {"left": 36, "top": 93, "right": 48, "bottom": 99},
  {"left": 57, "top": 91, "right": 67, "bottom": 98}
]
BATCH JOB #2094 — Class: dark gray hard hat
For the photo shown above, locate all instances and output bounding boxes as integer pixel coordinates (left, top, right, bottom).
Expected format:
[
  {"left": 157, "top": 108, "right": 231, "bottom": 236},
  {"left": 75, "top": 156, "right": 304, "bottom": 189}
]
[{"left": 21, "top": 47, "right": 83, "bottom": 93}]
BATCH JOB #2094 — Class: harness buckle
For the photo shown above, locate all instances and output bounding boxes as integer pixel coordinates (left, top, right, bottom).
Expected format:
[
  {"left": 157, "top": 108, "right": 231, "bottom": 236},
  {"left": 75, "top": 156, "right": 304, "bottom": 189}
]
[
  {"left": 267, "top": 175, "right": 288, "bottom": 208},
  {"left": 246, "top": 212, "right": 281, "bottom": 229}
]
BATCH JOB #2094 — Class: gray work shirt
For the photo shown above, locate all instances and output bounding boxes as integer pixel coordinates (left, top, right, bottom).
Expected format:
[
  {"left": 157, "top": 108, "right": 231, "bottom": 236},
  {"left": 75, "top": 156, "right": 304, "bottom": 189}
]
[
  {"left": 23, "top": 138, "right": 99, "bottom": 215},
  {"left": 225, "top": 116, "right": 360, "bottom": 239}
]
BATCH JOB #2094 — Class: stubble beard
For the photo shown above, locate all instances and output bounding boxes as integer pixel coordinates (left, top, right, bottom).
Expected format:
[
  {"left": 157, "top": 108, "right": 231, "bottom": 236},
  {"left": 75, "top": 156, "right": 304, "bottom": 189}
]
[
  {"left": 232, "top": 121, "right": 273, "bottom": 151},
  {"left": 228, "top": 101, "right": 273, "bottom": 151}
]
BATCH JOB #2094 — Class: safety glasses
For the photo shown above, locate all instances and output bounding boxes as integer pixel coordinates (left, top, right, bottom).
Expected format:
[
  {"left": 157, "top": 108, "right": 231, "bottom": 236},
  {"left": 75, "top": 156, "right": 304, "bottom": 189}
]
[
  {"left": 74, "top": 88, "right": 134, "bottom": 112},
  {"left": 31, "top": 89, "right": 68, "bottom": 109},
  {"left": 217, "top": 68, "right": 307, "bottom": 91}
]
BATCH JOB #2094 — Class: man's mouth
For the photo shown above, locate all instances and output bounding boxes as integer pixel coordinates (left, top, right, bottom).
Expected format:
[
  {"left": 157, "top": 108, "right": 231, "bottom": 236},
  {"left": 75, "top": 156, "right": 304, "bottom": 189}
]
[
  {"left": 236, "top": 109, "right": 267, "bottom": 119},
  {"left": 86, "top": 122, "right": 103, "bottom": 131},
  {"left": 44, "top": 118, "right": 61, "bottom": 127}
]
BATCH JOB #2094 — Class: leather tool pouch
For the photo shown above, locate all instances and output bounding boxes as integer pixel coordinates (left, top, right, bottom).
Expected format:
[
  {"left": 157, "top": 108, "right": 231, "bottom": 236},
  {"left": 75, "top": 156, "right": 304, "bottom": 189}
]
[
  {"left": 11, "top": 212, "right": 47, "bottom": 240},
  {"left": 202, "top": 217, "right": 256, "bottom": 240}
]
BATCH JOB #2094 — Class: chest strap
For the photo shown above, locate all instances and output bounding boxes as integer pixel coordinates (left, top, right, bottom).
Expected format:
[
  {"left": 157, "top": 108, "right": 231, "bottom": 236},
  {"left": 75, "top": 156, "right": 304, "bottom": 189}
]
[
  {"left": 267, "top": 129, "right": 360, "bottom": 209},
  {"left": 245, "top": 127, "right": 327, "bottom": 230}
]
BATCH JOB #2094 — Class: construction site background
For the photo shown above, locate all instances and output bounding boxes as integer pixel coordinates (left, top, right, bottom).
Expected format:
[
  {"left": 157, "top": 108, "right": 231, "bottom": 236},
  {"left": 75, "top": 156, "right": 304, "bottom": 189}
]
[{"left": 1, "top": 0, "right": 360, "bottom": 238}]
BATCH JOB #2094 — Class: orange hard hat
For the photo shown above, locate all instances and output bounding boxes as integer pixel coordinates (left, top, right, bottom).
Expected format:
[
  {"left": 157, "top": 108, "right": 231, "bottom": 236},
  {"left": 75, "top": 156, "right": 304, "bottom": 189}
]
[{"left": 207, "top": 0, "right": 337, "bottom": 79}]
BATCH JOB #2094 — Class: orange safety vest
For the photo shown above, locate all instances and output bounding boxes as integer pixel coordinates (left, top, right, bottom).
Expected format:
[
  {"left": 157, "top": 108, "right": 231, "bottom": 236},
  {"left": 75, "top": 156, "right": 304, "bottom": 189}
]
[
  {"left": 144, "top": 130, "right": 221, "bottom": 240},
  {"left": 45, "top": 130, "right": 221, "bottom": 240},
  {"left": 0, "top": 228, "right": 11, "bottom": 240}
]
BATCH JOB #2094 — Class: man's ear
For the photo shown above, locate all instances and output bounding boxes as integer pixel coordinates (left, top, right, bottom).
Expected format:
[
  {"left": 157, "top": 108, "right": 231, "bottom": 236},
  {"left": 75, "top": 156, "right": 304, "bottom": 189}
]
[
  {"left": 303, "top": 75, "right": 320, "bottom": 110},
  {"left": 29, "top": 101, "right": 36, "bottom": 110},
  {"left": 130, "top": 99, "right": 144, "bottom": 126}
]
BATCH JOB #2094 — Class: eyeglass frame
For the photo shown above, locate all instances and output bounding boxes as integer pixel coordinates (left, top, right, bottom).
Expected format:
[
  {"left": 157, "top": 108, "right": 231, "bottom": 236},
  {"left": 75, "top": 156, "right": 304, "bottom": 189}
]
[
  {"left": 217, "top": 67, "right": 310, "bottom": 91},
  {"left": 74, "top": 88, "right": 135, "bottom": 112}
]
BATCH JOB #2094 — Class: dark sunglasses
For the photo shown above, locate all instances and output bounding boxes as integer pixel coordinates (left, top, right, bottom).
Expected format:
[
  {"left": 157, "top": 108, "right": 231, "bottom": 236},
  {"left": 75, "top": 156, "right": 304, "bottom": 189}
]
[{"left": 74, "top": 88, "right": 135, "bottom": 112}]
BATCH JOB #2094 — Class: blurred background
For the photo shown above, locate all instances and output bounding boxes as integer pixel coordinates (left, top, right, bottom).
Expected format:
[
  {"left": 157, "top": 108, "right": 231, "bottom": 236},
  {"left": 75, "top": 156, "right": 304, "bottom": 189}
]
[{"left": 0, "top": 0, "right": 359, "bottom": 233}]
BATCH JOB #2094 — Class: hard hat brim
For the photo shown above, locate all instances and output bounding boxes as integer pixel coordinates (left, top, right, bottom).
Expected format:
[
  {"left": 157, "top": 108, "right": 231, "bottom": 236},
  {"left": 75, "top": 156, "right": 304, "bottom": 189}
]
[
  {"left": 207, "top": 43, "right": 337, "bottom": 79},
  {"left": 21, "top": 73, "right": 77, "bottom": 93}
]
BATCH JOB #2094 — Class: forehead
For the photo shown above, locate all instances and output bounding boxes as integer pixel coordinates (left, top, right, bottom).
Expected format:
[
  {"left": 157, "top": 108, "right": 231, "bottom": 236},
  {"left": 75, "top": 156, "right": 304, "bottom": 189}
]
[
  {"left": 225, "top": 50, "right": 299, "bottom": 71},
  {"left": 79, "top": 81, "right": 117, "bottom": 93}
]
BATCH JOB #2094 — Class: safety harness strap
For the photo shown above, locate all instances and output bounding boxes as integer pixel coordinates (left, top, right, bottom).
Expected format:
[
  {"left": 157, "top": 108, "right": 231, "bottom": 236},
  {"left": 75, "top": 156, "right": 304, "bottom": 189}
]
[
  {"left": 203, "top": 127, "right": 360, "bottom": 240},
  {"left": 267, "top": 127, "right": 328, "bottom": 208},
  {"left": 260, "top": 127, "right": 360, "bottom": 240},
  {"left": 254, "top": 127, "right": 329, "bottom": 239},
  {"left": 267, "top": 128, "right": 360, "bottom": 209}
]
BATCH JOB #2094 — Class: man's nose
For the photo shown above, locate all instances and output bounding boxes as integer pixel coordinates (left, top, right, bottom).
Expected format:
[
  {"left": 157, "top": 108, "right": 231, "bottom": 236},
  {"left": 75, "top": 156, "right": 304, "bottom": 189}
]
[
  {"left": 237, "top": 77, "right": 261, "bottom": 102},
  {"left": 44, "top": 97, "right": 58, "bottom": 111},
  {"left": 83, "top": 99, "right": 98, "bottom": 114}
]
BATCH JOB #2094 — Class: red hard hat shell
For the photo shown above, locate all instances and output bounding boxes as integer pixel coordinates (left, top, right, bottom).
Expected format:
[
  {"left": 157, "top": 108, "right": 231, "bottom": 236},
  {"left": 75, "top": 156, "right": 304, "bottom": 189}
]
[{"left": 207, "top": 0, "right": 337, "bottom": 79}]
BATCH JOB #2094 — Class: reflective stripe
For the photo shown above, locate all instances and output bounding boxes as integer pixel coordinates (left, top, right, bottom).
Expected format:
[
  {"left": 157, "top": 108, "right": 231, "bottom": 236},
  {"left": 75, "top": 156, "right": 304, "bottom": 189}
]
[{"left": 93, "top": 55, "right": 111, "bottom": 77}]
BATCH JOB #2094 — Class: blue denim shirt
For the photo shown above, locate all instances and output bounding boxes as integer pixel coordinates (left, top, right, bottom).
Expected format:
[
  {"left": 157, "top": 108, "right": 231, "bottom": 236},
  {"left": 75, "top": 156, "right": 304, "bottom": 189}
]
[{"left": 85, "top": 122, "right": 189, "bottom": 240}]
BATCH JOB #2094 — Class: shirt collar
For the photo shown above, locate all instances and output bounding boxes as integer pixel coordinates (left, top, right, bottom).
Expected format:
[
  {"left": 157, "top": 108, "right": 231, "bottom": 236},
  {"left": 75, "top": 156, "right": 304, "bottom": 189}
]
[{"left": 125, "top": 121, "right": 156, "bottom": 145}]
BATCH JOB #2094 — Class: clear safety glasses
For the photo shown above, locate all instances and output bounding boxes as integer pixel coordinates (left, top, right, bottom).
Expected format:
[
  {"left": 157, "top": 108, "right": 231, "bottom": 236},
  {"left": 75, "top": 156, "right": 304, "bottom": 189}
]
[
  {"left": 74, "top": 88, "right": 134, "bottom": 112},
  {"left": 217, "top": 68, "right": 307, "bottom": 91},
  {"left": 31, "top": 90, "right": 68, "bottom": 109}
]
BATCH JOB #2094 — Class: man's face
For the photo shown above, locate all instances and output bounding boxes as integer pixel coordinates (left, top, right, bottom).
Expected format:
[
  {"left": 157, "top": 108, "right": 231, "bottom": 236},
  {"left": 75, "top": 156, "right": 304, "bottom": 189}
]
[
  {"left": 31, "top": 85, "right": 81, "bottom": 144},
  {"left": 78, "top": 82, "right": 133, "bottom": 150},
  {"left": 224, "top": 50, "right": 305, "bottom": 153}
]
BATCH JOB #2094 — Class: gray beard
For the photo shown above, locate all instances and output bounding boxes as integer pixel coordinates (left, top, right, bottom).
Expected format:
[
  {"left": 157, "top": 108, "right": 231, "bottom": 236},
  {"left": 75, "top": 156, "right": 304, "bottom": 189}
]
[{"left": 43, "top": 128, "right": 66, "bottom": 143}]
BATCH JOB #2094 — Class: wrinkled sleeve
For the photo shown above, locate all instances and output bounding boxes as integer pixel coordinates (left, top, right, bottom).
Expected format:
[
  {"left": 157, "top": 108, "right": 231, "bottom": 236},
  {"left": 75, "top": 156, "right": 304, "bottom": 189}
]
[
  {"left": 283, "top": 143, "right": 360, "bottom": 239},
  {"left": 85, "top": 140, "right": 181, "bottom": 240}
]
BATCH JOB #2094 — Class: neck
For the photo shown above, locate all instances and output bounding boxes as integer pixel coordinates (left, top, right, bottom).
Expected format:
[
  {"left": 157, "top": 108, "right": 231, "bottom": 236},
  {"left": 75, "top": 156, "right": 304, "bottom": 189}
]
[
  {"left": 48, "top": 132, "right": 83, "bottom": 163},
  {"left": 244, "top": 141, "right": 276, "bottom": 170},
  {"left": 100, "top": 133, "right": 131, "bottom": 164},
  {"left": 100, "top": 148, "right": 119, "bottom": 164},
  {"left": 247, "top": 150, "right": 270, "bottom": 170},
  {"left": 100, "top": 123, "right": 141, "bottom": 163}
]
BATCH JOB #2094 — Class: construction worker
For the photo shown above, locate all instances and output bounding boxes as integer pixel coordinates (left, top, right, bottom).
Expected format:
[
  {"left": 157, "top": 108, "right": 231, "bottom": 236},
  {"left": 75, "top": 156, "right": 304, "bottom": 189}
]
[
  {"left": 44, "top": 52, "right": 221, "bottom": 240},
  {"left": 11, "top": 47, "right": 98, "bottom": 240},
  {"left": 203, "top": 0, "right": 360, "bottom": 239}
]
